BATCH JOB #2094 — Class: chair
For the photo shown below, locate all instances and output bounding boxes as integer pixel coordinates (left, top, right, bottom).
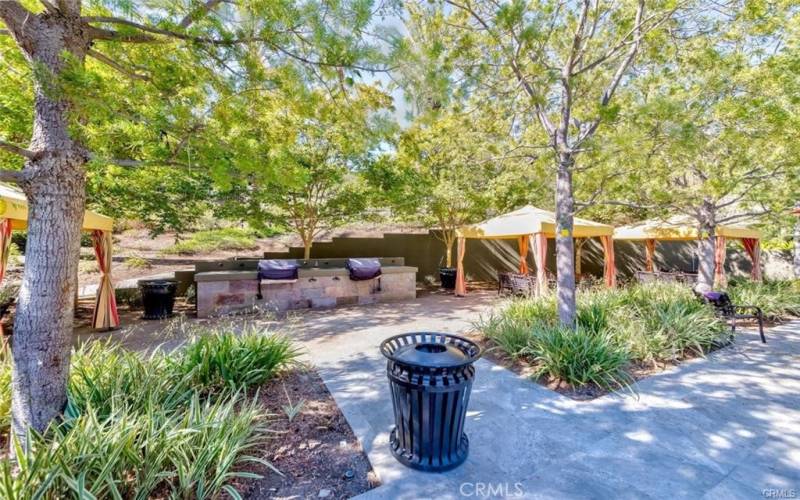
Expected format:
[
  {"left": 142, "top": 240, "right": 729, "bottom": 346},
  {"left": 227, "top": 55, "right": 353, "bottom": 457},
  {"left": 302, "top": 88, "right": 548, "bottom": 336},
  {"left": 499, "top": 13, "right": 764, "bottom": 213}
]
[
  {"left": 497, "top": 271, "right": 535, "bottom": 296},
  {"left": 695, "top": 290, "right": 766, "bottom": 343}
]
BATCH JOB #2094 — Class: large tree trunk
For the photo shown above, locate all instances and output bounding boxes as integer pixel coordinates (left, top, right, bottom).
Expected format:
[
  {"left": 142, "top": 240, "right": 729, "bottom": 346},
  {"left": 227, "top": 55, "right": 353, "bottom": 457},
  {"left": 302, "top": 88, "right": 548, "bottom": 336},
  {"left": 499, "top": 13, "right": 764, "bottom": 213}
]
[
  {"left": 5, "top": 6, "right": 89, "bottom": 446},
  {"left": 303, "top": 239, "right": 312, "bottom": 260},
  {"left": 695, "top": 201, "right": 716, "bottom": 289},
  {"left": 554, "top": 156, "right": 576, "bottom": 326},
  {"left": 794, "top": 201, "right": 800, "bottom": 279}
]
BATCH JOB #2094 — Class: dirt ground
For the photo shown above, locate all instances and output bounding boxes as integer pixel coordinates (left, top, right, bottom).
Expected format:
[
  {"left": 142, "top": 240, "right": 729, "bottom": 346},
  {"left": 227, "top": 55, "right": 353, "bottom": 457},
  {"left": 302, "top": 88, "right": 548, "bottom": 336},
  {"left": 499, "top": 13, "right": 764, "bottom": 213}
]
[{"left": 240, "top": 369, "right": 379, "bottom": 500}]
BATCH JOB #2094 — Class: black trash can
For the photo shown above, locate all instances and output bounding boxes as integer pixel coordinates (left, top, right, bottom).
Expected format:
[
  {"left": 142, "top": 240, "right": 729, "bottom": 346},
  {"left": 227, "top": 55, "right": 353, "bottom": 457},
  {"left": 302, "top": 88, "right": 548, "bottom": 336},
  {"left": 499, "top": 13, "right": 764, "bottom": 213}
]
[
  {"left": 439, "top": 267, "right": 457, "bottom": 290},
  {"left": 138, "top": 279, "right": 177, "bottom": 320},
  {"left": 380, "top": 332, "right": 481, "bottom": 472}
]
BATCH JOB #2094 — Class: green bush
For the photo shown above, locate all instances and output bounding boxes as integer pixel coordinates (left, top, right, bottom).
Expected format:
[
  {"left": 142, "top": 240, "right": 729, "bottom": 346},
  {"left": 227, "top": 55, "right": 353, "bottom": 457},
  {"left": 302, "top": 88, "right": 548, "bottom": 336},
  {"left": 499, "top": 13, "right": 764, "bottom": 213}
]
[
  {"left": 173, "top": 327, "right": 300, "bottom": 393},
  {"left": 726, "top": 278, "right": 800, "bottom": 320},
  {"left": 0, "top": 326, "right": 298, "bottom": 498},
  {"left": 523, "top": 325, "right": 631, "bottom": 390},
  {"left": 477, "top": 282, "right": 731, "bottom": 389},
  {"left": 162, "top": 228, "right": 260, "bottom": 255}
]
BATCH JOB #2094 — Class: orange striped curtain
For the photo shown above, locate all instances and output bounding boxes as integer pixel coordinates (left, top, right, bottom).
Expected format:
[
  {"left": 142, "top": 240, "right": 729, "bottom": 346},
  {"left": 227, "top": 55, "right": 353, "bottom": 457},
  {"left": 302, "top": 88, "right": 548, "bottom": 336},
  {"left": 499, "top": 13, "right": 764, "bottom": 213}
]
[
  {"left": 455, "top": 237, "right": 467, "bottom": 296},
  {"left": 741, "top": 238, "right": 762, "bottom": 281},
  {"left": 518, "top": 236, "right": 529, "bottom": 274},
  {"left": 645, "top": 239, "right": 656, "bottom": 272},
  {"left": 600, "top": 236, "right": 617, "bottom": 288},
  {"left": 0, "top": 219, "right": 12, "bottom": 336},
  {"left": 531, "top": 233, "right": 548, "bottom": 296},
  {"left": 714, "top": 236, "right": 727, "bottom": 288},
  {"left": 91, "top": 230, "right": 120, "bottom": 329}
]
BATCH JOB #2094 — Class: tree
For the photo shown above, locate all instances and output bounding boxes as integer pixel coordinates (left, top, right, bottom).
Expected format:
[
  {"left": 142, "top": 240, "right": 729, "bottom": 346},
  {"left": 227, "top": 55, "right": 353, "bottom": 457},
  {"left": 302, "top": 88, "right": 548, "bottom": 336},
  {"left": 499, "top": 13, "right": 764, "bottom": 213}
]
[
  {"left": 596, "top": 2, "right": 800, "bottom": 287},
  {"left": 412, "top": 0, "right": 677, "bottom": 325},
  {"left": 0, "top": 0, "right": 391, "bottom": 444},
  {"left": 392, "top": 112, "right": 493, "bottom": 267},
  {"left": 224, "top": 85, "right": 394, "bottom": 259}
]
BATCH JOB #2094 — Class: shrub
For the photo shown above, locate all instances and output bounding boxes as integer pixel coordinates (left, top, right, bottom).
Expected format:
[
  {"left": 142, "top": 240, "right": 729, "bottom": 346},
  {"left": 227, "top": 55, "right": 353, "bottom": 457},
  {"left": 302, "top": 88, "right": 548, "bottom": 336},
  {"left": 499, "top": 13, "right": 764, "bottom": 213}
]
[
  {"left": 173, "top": 327, "right": 300, "bottom": 392},
  {"left": 0, "top": 394, "right": 267, "bottom": 499},
  {"left": 0, "top": 327, "right": 298, "bottom": 498},
  {"left": 162, "top": 228, "right": 260, "bottom": 255},
  {"left": 523, "top": 325, "right": 631, "bottom": 390},
  {"left": 124, "top": 255, "right": 152, "bottom": 269},
  {"left": 726, "top": 278, "right": 800, "bottom": 320},
  {"left": 477, "top": 282, "right": 731, "bottom": 389}
]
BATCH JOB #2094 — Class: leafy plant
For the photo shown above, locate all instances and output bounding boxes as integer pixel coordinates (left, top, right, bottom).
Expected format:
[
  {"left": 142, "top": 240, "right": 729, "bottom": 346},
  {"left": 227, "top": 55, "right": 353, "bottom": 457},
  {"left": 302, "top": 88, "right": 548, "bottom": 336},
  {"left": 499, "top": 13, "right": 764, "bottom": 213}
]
[
  {"left": 0, "top": 328, "right": 299, "bottom": 498},
  {"left": 523, "top": 325, "right": 631, "bottom": 391},
  {"left": 726, "top": 279, "right": 800, "bottom": 320},
  {"left": 173, "top": 327, "right": 300, "bottom": 393},
  {"left": 281, "top": 383, "right": 306, "bottom": 423}
]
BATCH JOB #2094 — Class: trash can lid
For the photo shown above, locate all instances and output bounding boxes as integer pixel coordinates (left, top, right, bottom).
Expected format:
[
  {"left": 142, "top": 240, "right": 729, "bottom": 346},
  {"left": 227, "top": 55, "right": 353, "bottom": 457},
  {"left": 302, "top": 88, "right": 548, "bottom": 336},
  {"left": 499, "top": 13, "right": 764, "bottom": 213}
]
[{"left": 380, "top": 332, "right": 481, "bottom": 369}]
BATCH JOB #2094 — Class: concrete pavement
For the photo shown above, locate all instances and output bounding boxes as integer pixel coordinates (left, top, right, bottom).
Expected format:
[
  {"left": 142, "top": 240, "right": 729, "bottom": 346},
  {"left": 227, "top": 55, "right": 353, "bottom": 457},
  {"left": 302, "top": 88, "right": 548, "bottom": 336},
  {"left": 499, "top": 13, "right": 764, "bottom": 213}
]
[{"left": 287, "top": 292, "right": 800, "bottom": 499}]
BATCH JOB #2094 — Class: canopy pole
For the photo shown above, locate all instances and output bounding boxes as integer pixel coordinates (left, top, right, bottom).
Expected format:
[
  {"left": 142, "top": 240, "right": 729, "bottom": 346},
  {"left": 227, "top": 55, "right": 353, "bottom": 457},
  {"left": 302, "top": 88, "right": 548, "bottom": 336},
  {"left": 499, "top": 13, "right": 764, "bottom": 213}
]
[
  {"left": 455, "top": 237, "right": 467, "bottom": 297},
  {"left": 531, "top": 232, "right": 548, "bottom": 296},
  {"left": 645, "top": 239, "right": 656, "bottom": 272},
  {"left": 741, "top": 238, "right": 762, "bottom": 281},
  {"left": 517, "top": 236, "right": 529, "bottom": 274},
  {"left": 600, "top": 236, "right": 616, "bottom": 288},
  {"left": 714, "top": 235, "right": 727, "bottom": 288},
  {"left": 91, "top": 230, "right": 120, "bottom": 330}
]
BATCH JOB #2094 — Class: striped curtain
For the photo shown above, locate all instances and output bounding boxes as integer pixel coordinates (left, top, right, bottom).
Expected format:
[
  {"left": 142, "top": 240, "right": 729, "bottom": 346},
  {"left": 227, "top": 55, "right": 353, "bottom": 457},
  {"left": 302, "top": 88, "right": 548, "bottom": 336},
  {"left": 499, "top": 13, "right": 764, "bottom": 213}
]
[
  {"left": 455, "top": 237, "right": 467, "bottom": 297},
  {"left": 517, "top": 235, "right": 529, "bottom": 274},
  {"left": 0, "top": 218, "right": 12, "bottom": 336},
  {"left": 91, "top": 230, "right": 120, "bottom": 329},
  {"left": 601, "top": 236, "right": 617, "bottom": 288},
  {"left": 531, "top": 233, "right": 548, "bottom": 296},
  {"left": 645, "top": 239, "right": 656, "bottom": 272},
  {"left": 741, "top": 238, "right": 762, "bottom": 281}
]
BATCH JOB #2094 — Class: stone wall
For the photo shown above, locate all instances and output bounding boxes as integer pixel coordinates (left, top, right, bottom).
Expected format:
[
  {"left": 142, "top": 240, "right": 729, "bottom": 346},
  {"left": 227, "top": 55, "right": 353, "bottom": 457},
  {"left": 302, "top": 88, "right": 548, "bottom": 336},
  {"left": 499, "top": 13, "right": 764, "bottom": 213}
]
[{"left": 196, "top": 268, "right": 417, "bottom": 318}]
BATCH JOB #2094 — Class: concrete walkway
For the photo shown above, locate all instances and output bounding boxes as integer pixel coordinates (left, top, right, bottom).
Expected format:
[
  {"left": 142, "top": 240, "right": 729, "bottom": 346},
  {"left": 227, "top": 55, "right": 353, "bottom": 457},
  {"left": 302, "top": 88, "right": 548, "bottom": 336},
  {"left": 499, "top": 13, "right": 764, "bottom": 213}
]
[{"left": 289, "top": 292, "right": 800, "bottom": 499}]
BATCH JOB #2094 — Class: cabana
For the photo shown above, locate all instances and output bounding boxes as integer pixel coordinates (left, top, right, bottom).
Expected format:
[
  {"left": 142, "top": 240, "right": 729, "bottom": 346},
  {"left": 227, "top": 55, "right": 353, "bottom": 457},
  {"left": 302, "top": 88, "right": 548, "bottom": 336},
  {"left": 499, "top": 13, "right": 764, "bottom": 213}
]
[
  {"left": 0, "top": 183, "right": 118, "bottom": 330},
  {"left": 613, "top": 215, "right": 762, "bottom": 284},
  {"left": 454, "top": 205, "right": 616, "bottom": 296}
]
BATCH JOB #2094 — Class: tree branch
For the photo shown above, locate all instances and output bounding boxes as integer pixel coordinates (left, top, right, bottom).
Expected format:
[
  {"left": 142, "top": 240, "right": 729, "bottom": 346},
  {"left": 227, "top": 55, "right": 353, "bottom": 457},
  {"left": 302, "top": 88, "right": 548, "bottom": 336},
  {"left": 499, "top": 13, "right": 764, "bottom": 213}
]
[
  {"left": 179, "top": 0, "right": 227, "bottom": 29},
  {"left": 0, "top": 1, "right": 35, "bottom": 40},
  {"left": 0, "top": 138, "right": 35, "bottom": 159},
  {"left": 0, "top": 169, "right": 24, "bottom": 183},
  {"left": 87, "top": 49, "right": 150, "bottom": 81}
]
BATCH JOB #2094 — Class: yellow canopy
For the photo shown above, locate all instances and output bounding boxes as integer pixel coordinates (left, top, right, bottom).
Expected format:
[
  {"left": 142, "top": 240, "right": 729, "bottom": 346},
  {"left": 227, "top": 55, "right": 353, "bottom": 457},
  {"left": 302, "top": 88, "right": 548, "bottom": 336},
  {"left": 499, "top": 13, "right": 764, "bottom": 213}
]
[
  {"left": 613, "top": 215, "right": 761, "bottom": 241},
  {"left": 0, "top": 183, "right": 113, "bottom": 231},
  {"left": 456, "top": 205, "right": 614, "bottom": 239}
]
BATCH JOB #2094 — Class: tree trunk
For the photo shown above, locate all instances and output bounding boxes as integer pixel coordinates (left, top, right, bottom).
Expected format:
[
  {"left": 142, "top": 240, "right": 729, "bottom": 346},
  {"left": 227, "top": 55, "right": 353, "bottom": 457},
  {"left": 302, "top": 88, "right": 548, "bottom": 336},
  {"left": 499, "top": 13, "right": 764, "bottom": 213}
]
[
  {"left": 794, "top": 201, "right": 800, "bottom": 279},
  {"left": 695, "top": 201, "right": 716, "bottom": 289},
  {"left": 555, "top": 156, "right": 576, "bottom": 326},
  {"left": 444, "top": 232, "right": 454, "bottom": 268},
  {"left": 6, "top": 8, "right": 89, "bottom": 446},
  {"left": 303, "top": 239, "right": 312, "bottom": 260}
]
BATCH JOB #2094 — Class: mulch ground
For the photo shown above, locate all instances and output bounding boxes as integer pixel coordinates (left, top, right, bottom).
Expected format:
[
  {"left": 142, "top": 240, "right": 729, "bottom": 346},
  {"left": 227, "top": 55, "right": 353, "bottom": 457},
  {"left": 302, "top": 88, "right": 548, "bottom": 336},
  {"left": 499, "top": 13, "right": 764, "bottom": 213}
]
[{"left": 239, "top": 368, "right": 379, "bottom": 499}]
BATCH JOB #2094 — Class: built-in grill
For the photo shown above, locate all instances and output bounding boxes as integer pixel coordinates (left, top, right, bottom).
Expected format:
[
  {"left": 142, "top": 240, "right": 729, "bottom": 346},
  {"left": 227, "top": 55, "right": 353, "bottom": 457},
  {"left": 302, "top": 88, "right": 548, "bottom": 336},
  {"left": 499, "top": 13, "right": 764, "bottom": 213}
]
[
  {"left": 345, "top": 258, "right": 382, "bottom": 281},
  {"left": 257, "top": 260, "right": 300, "bottom": 299}
]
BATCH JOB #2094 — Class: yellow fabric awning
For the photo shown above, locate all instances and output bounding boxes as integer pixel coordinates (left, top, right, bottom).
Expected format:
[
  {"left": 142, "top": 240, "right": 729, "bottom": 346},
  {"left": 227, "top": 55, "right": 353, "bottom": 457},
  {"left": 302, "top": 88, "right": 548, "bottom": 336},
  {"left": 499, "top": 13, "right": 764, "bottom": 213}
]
[
  {"left": 0, "top": 183, "right": 112, "bottom": 232},
  {"left": 456, "top": 205, "right": 614, "bottom": 239},
  {"left": 613, "top": 215, "right": 760, "bottom": 241}
]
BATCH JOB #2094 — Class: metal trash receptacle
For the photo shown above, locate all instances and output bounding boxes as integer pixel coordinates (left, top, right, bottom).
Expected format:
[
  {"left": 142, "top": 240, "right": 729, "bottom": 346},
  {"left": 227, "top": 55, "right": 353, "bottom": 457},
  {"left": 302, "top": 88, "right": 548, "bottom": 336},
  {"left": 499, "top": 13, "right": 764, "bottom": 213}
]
[
  {"left": 380, "top": 332, "right": 481, "bottom": 472},
  {"left": 138, "top": 279, "right": 177, "bottom": 320}
]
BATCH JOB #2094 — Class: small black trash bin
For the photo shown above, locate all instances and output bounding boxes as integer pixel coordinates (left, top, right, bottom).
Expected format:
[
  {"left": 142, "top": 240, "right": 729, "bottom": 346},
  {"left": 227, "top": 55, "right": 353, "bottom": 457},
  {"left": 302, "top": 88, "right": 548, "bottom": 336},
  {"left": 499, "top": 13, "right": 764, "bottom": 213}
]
[
  {"left": 439, "top": 267, "right": 457, "bottom": 290},
  {"left": 380, "top": 332, "right": 481, "bottom": 472},
  {"left": 138, "top": 279, "right": 177, "bottom": 320}
]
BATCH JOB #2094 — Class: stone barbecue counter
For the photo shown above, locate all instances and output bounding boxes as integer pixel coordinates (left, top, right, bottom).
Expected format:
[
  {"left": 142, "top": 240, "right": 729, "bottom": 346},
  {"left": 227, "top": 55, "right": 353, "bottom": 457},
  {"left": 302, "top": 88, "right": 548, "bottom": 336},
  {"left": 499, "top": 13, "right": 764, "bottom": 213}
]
[{"left": 194, "top": 259, "right": 417, "bottom": 318}]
